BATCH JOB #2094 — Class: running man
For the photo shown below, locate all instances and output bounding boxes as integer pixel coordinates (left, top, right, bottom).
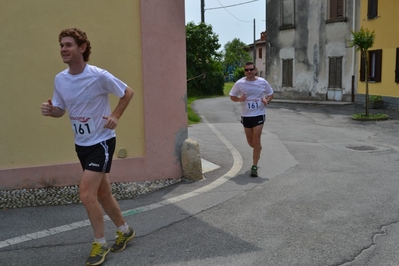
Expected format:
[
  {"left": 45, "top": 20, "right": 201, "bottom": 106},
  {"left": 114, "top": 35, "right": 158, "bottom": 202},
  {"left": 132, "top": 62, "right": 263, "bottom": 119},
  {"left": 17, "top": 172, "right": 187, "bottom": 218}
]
[
  {"left": 229, "top": 62, "right": 274, "bottom": 177},
  {"left": 41, "top": 28, "right": 135, "bottom": 266}
]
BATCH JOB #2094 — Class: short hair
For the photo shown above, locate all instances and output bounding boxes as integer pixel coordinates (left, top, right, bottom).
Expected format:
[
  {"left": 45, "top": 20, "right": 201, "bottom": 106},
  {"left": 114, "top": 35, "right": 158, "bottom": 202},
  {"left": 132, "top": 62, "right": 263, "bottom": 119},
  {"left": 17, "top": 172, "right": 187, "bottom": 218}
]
[
  {"left": 59, "top": 28, "right": 91, "bottom": 62},
  {"left": 245, "top": 62, "right": 256, "bottom": 68}
]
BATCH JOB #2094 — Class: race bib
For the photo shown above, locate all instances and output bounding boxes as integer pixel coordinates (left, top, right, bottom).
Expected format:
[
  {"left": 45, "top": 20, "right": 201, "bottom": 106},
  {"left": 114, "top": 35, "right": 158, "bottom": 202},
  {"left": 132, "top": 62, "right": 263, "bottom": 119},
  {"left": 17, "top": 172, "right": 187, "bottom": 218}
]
[
  {"left": 245, "top": 99, "right": 263, "bottom": 110},
  {"left": 70, "top": 115, "right": 96, "bottom": 136}
]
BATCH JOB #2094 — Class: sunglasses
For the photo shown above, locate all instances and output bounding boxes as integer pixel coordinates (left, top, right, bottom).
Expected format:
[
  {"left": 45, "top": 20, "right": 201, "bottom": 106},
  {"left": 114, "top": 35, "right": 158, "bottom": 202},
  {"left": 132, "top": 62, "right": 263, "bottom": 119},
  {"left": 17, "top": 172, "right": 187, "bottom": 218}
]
[{"left": 244, "top": 68, "right": 255, "bottom": 72}]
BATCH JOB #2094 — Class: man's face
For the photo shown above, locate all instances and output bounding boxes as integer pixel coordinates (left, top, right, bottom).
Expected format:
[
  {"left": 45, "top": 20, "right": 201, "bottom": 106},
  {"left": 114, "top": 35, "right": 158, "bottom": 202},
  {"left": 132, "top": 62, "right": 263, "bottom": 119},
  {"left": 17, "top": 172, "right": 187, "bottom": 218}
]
[
  {"left": 59, "top": 37, "right": 86, "bottom": 64},
  {"left": 244, "top": 64, "right": 257, "bottom": 79}
]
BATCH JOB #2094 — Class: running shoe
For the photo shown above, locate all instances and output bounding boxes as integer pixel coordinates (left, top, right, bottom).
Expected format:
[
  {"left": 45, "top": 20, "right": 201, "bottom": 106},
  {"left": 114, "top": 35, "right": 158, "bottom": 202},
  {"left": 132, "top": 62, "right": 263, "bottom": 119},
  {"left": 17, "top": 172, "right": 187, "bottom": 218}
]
[
  {"left": 250, "top": 165, "right": 258, "bottom": 177},
  {"left": 86, "top": 242, "right": 110, "bottom": 266},
  {"left": 111, "top": 227, "right": 135, "bottom": 252}
]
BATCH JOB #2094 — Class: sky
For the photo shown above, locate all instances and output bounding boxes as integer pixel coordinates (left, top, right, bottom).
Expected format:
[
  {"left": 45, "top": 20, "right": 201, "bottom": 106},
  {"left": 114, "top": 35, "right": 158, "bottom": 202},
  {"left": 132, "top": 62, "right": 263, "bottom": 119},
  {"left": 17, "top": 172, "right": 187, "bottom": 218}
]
[{"left": 184, "top": 0, "right": 266, "bottom": 50}]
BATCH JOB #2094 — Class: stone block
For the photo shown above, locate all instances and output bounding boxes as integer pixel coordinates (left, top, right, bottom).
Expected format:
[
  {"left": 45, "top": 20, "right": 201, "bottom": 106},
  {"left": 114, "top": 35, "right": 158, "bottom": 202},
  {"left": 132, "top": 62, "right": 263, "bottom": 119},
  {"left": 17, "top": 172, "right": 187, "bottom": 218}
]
[{"left": 181, "top": 138, "right": 203, "bottom": 181}]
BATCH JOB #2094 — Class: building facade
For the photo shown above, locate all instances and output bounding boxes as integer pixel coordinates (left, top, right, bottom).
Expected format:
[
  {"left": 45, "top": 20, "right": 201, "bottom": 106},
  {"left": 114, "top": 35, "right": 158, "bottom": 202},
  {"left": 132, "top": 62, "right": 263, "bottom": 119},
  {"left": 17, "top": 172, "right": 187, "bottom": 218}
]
[
  {"left": 266, "top": 0, "right": 360, "bottom": 101},
  {"left": 356, "top": 0, "right": 399, "bottom": 109},
  {"left": 0, "top": 0, "right": 187, "bottom": 190},
  {"left": 248, "top": 32, "right": 267, "bottom": 78}
]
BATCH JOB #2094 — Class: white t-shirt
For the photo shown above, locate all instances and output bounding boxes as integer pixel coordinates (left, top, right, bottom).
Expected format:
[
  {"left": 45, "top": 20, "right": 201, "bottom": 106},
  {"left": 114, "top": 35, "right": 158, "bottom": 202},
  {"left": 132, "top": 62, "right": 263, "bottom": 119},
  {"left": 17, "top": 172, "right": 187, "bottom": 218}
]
[
  {"left": 229, "top": 77, "right": 274, "bottom": 117},
  {"left": 52, "top": 64, "right": 127, "bottom": 146}
]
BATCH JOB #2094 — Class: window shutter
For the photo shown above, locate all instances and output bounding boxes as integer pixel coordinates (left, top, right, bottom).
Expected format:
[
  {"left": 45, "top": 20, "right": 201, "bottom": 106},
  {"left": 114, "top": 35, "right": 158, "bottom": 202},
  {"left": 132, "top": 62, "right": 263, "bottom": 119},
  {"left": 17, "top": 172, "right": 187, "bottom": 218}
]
[
  {"left": 359, "top": 56, "right": 366, "bottom": 81},
  {"left": 282, "top": 59, "right": 293, "bottom": 87},
  {"left": 367, "top": 0, "right": 372, "bottom": 18},
  {"left": 336, "top": 57, "right": 342, "bottom": 87},
  {"left": 288, "top": 59, "right": 293, "bottom": 87},
  {"left": 282, "top": 60, "right": 288, "bottom": 86},
  {"left": 329, "top": 58, "right": 336, "bottom": 87},
  {"left": 374, "top": 49, "right": 382, "bottom": 82},
  {"left": 330, "top": 0, "right": 338, "bottom": 19},
  {"left": 337, "top": 0, "right": 344, "bottom": 18},
  {"left": 328, "top": 57, "right": 342, "bottom": 88},
  {"left": 396, "top": 48, "right": 399, "bottom": 83},
  {"left": 368, "top": 0, "right": 378, "bottom": 19},
  {"left": 360, "top": 55, "right": 365, "bottom": 82}
]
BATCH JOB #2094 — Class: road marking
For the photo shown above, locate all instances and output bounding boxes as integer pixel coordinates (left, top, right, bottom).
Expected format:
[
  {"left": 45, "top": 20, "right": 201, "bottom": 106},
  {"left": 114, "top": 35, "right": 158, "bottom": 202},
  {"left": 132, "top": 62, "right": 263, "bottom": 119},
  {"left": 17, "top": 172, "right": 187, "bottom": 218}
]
[
  {"left": 201, "top": 158, "right": 220, "bottom": 173},
  {"left": 0, "top": 112, "right": 242, "bottom": 249}
]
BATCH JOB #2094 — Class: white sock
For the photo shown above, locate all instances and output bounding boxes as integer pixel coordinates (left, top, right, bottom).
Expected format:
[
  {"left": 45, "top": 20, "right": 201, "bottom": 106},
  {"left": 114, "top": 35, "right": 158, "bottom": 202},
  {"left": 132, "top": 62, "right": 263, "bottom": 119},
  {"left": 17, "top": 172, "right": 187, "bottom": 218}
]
[
  {"left": 117, "top": 222, "right": 129, "bottom": 233},
  {"left": 94, "top": 237, "right": 107, "bottom": 245}
]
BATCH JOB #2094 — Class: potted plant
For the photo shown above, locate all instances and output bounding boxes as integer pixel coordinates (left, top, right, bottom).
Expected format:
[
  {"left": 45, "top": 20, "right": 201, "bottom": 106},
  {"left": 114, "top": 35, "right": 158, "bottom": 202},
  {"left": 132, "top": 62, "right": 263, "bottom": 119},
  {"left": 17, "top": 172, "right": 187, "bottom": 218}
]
[{"left": 369, "top": 95, "right": 384, "bottom": 109}]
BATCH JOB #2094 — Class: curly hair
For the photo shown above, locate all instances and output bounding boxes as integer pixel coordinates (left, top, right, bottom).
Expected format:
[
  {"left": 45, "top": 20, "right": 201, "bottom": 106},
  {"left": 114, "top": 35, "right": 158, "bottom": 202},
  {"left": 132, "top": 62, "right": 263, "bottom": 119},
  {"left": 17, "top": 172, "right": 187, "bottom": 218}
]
[{"left": 59, "top": 28, "right": 91, "bottom": 62}]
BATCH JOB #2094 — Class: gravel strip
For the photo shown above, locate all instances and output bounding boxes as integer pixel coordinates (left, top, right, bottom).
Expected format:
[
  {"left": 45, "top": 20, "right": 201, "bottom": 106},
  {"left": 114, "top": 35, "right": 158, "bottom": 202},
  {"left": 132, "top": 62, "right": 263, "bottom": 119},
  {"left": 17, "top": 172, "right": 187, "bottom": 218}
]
[{"left": 0, "top": 178, "right": 181, "bottom": 209}]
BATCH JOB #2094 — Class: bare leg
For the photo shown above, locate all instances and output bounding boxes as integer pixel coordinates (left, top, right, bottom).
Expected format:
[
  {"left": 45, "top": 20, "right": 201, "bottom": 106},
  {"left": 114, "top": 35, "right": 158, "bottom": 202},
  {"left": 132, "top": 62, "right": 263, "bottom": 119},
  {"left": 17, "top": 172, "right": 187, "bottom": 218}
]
[
  {"left": 79, "top": 170, "right": 107, "bottom": 239},
  {"left": 244, "top": 127, "right": 254, "bottom": 148},
  {"left": 97, "top": 174, "right": 125, "bottom": 228},
  {"left": 244, "top": 124, "right": 264, "bottom": 166}
]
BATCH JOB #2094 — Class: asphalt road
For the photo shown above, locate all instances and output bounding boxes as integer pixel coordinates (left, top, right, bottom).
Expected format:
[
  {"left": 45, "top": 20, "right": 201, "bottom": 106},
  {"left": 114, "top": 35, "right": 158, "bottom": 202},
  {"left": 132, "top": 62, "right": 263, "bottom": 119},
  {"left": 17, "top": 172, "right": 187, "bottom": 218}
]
[{"left": 1, "top": 97, "right": 399, "bottom": 266}]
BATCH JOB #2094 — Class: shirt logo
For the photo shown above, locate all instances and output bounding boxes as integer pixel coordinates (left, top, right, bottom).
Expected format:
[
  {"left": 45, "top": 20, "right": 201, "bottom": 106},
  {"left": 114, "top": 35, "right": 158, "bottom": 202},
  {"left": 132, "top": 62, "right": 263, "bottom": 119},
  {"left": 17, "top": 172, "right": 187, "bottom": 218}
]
[{"left": 70, "top": 116, "right": 91, "bottom": 123}]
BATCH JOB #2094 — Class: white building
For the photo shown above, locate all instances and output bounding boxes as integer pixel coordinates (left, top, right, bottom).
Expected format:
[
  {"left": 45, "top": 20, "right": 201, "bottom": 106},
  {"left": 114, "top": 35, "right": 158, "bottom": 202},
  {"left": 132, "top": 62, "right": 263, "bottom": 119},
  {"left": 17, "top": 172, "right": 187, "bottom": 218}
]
[{"left": 266, "top": 0, "right": 360, "bottom": 101}]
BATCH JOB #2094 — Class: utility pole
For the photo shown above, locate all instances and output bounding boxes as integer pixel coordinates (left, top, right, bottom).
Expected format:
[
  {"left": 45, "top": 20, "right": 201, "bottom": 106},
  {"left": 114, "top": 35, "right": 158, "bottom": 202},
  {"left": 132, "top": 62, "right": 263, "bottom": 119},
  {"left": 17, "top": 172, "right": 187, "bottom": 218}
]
[
  {"left": 253, "top": 18, "right": 256, "bottom": 62},
  {"left": 201, "top": 0, "right": 205, "bottom": 23}
]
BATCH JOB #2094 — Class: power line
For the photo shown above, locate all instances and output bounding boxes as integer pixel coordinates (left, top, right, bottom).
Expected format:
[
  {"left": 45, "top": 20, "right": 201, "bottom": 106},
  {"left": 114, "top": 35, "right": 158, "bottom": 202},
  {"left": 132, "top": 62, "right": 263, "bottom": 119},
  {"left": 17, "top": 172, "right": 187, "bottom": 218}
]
[
  {"left": 207, "top": 0, "right": 258, "bottom": 23},
  {"left": 205, "top": 0, "right": 259, "bottom": 11}
]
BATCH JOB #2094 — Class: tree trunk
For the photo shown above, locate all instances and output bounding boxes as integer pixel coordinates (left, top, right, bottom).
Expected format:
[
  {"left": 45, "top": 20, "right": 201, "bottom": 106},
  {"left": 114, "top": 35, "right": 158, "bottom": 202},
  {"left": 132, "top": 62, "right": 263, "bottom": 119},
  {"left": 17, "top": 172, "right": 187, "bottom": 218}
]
[{"left": 363, "top": 50, "right": 370, "bottom": 116}]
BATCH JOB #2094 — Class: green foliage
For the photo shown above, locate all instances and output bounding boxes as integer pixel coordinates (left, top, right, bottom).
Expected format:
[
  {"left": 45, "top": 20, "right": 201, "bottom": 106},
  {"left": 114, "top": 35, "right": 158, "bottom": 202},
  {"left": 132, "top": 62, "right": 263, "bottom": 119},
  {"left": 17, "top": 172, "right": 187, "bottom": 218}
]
[
  {"left": 223, "top": 82, "right": 234, "bottom": 96},
  {"left": 352, "top": 113, "right": 389, "bottom": 120},
  {"left": 187, "top": 97, "right": 201, "bottom": 124},
  {"left": 186, "top": 22, "right": 224, "bottom": 97},
  {"left": 187, "top": 82, "right": 236, "bottom": 124},
  {"left": 234, "top": 67, "right": 245, "bottom": 81},
  {"left": 222, "top": 38, "right": 252, "bottom": 75},
  {"left": 369, "top": 95, "right": 382, "bottom": 102},
  {"left": 348, "top": 26, "right": 376, "bottom": 116},
  {"left": 348, "top": 27, "right": 375, "bottom": 52}
]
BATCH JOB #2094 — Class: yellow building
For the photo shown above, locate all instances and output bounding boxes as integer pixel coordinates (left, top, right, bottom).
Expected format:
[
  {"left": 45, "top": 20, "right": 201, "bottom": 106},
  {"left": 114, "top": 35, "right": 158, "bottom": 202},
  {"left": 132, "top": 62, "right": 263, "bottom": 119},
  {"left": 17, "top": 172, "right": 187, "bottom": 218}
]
[
  {"left": 0, "top": 0, "right": 187, "bottom": 190},
  {"left": 357, "top": 0, "right": 399, "bottom": 108}
]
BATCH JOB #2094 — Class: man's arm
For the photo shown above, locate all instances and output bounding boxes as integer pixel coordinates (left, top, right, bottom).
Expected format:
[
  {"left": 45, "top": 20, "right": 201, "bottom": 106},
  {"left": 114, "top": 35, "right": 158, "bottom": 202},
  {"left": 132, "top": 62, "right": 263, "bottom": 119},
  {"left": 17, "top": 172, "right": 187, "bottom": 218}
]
[
  {"left": 103, "top": 86, "right": 134, "bottom": 129},
  {"left": 262, "top": 93, "right": 274, "bottom": 105},
  {"left": 41, "top": 99, "right": 65, "bottom": 117},
  {"left": 266, "top": 93, "right": 274, "bottom": 102},
  {"left": 230, "top": 94, "right": 246, "bottom": 102}
]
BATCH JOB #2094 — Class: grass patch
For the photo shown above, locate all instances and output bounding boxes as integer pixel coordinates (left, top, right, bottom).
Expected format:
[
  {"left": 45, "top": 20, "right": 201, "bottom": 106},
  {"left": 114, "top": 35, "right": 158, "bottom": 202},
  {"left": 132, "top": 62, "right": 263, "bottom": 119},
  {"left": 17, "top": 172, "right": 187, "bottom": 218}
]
[
  {"left": 352, "top": 113, "right": 389, "bottom": 121},
  {"left": 223, "top": 82, "right": 234, "bottom": 96},
  {"left": 188, "top": 97, "right": 201, "bottom": 125},
  {"left": 188, "top": 82, "right": 234, "bottom": 124}
]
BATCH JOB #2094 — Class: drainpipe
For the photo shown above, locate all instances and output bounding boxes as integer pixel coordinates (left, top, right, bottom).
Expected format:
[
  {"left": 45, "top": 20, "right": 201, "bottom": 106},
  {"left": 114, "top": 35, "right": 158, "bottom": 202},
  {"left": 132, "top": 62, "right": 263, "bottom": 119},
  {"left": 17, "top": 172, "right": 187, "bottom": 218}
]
[{"left": 351, "top": 0, "right": 356, "bottom": 102}]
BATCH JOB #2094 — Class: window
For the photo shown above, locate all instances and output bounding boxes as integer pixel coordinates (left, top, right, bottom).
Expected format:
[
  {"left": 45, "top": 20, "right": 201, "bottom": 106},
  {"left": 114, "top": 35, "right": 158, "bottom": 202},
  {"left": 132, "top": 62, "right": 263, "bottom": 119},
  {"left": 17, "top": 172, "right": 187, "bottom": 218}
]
[
  {"left": 327, "top": 0, "right": 347, "bottom": 23},
  {"left": 367, "top": 0, "right": 378, "bottom": 19},
  {"left": 360, "top": 49, "right": 382, "bottom": 82},
  {"left": 280, "top": 0, "right": 295, "bottom": 30},
  {"left": 282, "top": 59, "right": 293, "bottom": 87},
  {"left": 395, "top": 48, "right": 399, "bottom": 83},
  {"left": 258, "top": 48, "right": 262, "bottom": 59},
  {"left": 328, "top": 57, "right": 342, "bottom": 88}
]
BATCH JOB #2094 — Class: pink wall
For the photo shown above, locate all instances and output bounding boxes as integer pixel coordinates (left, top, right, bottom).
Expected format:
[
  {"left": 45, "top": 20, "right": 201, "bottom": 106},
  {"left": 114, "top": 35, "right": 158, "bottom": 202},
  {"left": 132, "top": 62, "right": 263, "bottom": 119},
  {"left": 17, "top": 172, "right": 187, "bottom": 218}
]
[
  {"left": 138, "top": 0, "right": 188, "bottom": 181},
  {"left": 0, "top": 0, "right": 187, "bottom": 190}
]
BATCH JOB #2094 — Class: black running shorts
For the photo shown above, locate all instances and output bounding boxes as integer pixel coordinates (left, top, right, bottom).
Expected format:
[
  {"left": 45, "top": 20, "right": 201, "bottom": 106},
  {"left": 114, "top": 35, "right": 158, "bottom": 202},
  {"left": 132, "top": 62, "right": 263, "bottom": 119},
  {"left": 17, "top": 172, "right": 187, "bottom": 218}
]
[
  {"left": 241, "top": 115, "right": 265, "bottom": 128},
  {"left": 75, "top": 137, "right": 116, "bottom": 173}
]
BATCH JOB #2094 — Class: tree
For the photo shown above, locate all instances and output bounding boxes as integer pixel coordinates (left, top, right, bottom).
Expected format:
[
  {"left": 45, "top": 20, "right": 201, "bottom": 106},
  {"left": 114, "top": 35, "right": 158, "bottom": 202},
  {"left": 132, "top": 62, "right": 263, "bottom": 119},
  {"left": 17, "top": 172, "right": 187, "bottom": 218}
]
[
  {"left": 222, "top": 38, "right": 252, "bottom": 78},
  {"left": 186, "top": 22, "right": 224, "bottom": 96},
  {"left": 348, "top": 26, "right": 376, "bottom": 116}
]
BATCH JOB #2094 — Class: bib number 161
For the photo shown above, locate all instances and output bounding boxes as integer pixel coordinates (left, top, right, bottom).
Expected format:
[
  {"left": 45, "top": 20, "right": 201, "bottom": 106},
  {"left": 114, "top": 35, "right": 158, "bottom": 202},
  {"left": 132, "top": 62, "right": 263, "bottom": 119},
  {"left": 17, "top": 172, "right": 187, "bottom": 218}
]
[
  {"left": 73, "top": 123, "right": 91, "bottom": 135},
  {"left": 70, "top": 116, "right": 95, "bottom": 136},
  {"left": 247, "top": 102, "right": 260, "bottom": 109}
]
